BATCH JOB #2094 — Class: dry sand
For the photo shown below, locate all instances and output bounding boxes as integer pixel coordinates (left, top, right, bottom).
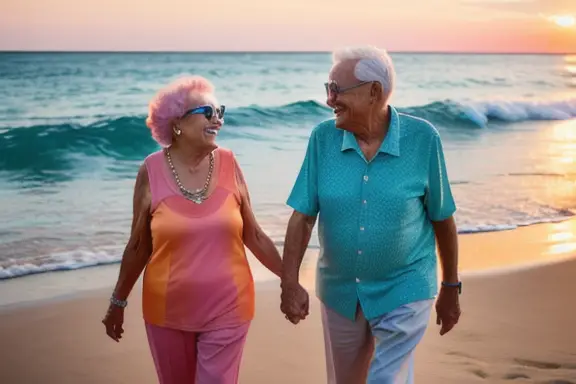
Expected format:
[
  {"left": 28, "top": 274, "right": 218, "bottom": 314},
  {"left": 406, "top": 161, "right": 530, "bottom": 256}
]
[{"left": 1, "top": 219, "right": 576, "bottom": 383}]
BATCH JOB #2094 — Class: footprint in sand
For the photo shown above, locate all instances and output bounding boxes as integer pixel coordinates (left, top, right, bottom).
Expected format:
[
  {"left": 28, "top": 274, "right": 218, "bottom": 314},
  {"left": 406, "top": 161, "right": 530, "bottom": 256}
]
[
  {"left": 514, "top": 358, "right": 576, "bottom": 370},
  {"left": 508, "top": 358, "right": 576, "bottom": 384},
  {"left": 503, "top": 372, "right": 530, "bottom": 380},
  {"left": 446, "top": 351, "right": 477, "bottom": 360},
  {"left": 541, "top": 381, "right": 575, "bottom": 384},
  {"left": 445, "top": 351, "right": 491, "bottom": 379},
  {"left": 469, "top": 369, "right": 489, "bottom": 379}
]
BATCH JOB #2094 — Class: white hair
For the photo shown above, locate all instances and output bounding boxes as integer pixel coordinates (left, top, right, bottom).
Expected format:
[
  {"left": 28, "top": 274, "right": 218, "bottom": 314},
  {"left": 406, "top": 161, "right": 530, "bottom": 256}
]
[{"left": 332, "top": 46, "right": 396, "bottom": 98}]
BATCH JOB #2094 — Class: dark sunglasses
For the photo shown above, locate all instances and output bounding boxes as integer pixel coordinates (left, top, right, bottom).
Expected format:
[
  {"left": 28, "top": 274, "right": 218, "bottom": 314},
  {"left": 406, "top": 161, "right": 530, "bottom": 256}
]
[
  {"left": 183, "top": 105, "right": 225, "bottom": 120},
  {"left": 324, "top": 80, "right": 372, "bottom": 96}
]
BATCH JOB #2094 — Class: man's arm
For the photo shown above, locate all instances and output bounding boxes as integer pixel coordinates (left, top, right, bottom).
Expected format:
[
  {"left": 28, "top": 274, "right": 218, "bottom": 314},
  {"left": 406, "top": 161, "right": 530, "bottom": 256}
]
[
  {"left": 281, "top": 126, "right": 320, "bottom": 323},
  {"left": 425, "top": 130, "right": 458, "bottom": 281},
  {"left": 433, "top": 215, "right": 461, "bottom": 335},
  {"left": 281, "top": 211, "right": 317, "bottom": 285},
  {"left": 283, "top": 126, "right": 320, "bottom": 284},
  {"left": 432, "top": 216, "right": 459, "bottom": 284},
  {"left": 425, "top": 130, "right": 461, "bottom": 335},
  {"left": 280, "top": 210, "right": 316, "bottom": 323}
]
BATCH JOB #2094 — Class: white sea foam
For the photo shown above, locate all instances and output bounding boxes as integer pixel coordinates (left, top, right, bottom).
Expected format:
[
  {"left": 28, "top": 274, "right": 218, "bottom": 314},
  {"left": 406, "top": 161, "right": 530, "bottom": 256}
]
[
  {"left": 0, "top": 249, "right": 120, "bottom": 280},
  {"left": 462, "top": 97, "right": 576, "bottom": 127}
]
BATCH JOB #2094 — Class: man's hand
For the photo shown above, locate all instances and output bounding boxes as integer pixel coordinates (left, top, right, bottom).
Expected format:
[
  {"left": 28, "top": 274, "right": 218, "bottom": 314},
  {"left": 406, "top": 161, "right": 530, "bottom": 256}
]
[
  {"left": 280, "top": 281, "right": 309, "bottom": 324},
  {"left": 435, "top": 286, "right": 461, "bottom": 335}
]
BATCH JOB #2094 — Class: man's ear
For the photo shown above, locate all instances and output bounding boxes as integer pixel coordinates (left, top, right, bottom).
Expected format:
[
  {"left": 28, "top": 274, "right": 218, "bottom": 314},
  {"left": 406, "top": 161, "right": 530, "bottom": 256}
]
[{"left": 371, "top": 82, "right": 383, "bottom": 101}]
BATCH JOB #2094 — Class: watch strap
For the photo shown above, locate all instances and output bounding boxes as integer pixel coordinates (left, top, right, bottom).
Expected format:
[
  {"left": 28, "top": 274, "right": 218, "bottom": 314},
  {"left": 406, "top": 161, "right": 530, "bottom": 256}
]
[{"left": 441, "top": 281, "right": 462, "bottom": 294}]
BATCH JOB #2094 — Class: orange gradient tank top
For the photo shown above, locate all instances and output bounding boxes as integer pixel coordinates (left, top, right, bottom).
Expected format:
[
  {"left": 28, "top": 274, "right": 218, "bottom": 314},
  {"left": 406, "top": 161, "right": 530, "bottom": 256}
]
[{"left": 141, "top": 147, "right": 255, "bottom": 331}]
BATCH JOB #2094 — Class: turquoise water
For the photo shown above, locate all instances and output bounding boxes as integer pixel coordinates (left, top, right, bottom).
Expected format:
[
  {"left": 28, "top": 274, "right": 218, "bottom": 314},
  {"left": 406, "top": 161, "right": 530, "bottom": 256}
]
[{"left": 1, "top": 52, "right": 576, "bottom": 280}]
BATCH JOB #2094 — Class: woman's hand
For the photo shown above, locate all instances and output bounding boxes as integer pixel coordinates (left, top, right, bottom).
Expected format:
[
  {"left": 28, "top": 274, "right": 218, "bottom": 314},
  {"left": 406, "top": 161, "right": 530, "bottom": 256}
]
[{"left": 102, "top": 304, "right": 125, "bottom": 342}]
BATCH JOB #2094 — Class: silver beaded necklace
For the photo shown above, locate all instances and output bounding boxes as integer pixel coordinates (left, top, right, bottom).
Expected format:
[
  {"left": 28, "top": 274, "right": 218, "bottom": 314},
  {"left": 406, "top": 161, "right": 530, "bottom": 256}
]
[{"left": 164, "top": 148, "right": 214, "bottom": 204}]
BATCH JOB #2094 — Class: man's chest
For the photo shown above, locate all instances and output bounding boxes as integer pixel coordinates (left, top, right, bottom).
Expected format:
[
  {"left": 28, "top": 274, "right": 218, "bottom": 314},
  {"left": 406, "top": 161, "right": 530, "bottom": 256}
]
[{"left": 317, "top": 153, "right": 428, "bottom": 217}]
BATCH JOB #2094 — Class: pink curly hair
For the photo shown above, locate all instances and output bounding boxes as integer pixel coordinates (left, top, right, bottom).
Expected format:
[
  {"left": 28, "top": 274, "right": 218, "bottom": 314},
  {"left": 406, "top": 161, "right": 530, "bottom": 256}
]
[{"left": 146, "top": 76, "right": 215, "bottom": 147}]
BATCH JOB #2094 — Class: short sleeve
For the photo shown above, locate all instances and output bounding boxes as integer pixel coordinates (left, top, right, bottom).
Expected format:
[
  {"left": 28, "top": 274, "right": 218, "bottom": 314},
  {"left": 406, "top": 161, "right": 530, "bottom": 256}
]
[
  {"left": 425, "top": 133, "right": 456, "bottom": 221},
  {"left": 286, "top": 129, "right": 320, "bottom": 217}
]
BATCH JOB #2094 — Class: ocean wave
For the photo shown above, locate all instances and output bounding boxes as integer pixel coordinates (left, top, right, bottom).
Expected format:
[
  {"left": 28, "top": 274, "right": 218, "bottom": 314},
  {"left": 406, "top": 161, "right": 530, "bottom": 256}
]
[
  {"left": 458, "top": 215, "right": 573, "bottom": 234},
  {"left": 1, "top": 97, "right": 576, "bottom": 178},
  {"left": 402, "top": 97, "right": 576, "bottom": 128},
  {"left": 0, "top": 100, "right": 331, "bottom": 180},
  {"left": 0, "top": 248, "right": 121, "bottom": 280}
]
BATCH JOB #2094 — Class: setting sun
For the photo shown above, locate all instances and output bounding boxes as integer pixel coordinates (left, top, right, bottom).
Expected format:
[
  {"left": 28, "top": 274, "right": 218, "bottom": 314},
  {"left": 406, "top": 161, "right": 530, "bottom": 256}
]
[{"left": 550, "top": 15, "right": 576, "bottom": 28}]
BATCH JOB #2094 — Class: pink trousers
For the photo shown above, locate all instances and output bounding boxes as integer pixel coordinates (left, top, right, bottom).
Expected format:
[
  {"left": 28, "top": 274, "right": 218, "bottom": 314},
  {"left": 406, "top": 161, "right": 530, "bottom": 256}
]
[{"left": 145, "top": 322, "right": 251, "bottom": 384}]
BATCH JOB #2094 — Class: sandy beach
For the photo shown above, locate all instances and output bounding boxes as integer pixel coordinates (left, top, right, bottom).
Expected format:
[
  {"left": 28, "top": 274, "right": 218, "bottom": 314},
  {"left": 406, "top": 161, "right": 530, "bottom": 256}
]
[{"left": 1, "top": 219, "right": 575, "bottom": 384}]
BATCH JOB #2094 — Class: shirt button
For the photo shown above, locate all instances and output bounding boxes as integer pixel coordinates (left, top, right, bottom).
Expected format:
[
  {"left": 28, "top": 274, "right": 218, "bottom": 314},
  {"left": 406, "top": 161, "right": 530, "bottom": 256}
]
[
  {"left": 360, "top": 226, "right": 365, "bottom": 231},
  {"left": 358, "top": 250, "right": 362, "bottom": 255},
  {"left": 356, "top": 278, "right": 360, "bottom": 283},
  {"left": 363, "top": 200, "right": 367, "bottom": 204},
  {"left": 363, "top": 175, "right": 369, "bottom": 182}
]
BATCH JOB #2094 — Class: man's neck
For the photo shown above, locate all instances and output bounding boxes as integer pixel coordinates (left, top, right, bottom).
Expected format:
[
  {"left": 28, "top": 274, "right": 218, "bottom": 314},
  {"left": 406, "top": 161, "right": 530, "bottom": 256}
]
[{"left": 356, "top": 105, "right": 390, "bottom": 146}]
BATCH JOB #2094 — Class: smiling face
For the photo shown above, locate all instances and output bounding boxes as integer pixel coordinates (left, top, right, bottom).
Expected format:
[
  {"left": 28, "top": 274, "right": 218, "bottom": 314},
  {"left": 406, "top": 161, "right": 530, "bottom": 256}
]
[
  {"left": 175, "top": 93, "right": 224, "bottom": 151},
  {"left": 325, "top": 60, "right": 375, "bottom": 133}
]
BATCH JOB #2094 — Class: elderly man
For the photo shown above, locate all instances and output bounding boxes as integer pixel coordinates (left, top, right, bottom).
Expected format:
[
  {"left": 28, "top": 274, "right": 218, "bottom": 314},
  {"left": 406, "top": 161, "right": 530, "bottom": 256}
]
[{"left": 280, "top": 46, "right": 461, "bottom": 383}]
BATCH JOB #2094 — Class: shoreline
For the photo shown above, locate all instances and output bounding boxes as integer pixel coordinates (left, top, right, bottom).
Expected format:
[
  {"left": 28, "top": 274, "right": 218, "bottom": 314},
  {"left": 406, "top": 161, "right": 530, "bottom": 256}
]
[
  {"left": 1, "top": 217, "right": 576, "bottom": 309},
  {"left": 2, "top": 214, "right": 574, "bottom": 283}
]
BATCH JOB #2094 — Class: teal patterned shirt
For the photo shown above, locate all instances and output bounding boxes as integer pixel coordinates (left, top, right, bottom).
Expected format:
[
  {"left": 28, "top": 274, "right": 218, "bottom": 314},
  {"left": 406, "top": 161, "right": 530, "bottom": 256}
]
[{"left": 286, "top": 106, "right": 457, "bottom": 321}]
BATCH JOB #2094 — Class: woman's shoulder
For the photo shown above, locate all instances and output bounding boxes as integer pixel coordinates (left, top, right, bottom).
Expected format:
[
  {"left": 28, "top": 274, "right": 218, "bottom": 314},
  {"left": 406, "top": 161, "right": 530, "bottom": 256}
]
[
  {"left": 143, "top": 149, "right": 165, "bottom": 167},
  {"left": 145, "top": 148, "right": 165, "bottom": 160},
  {"left": 216, "top": 146, "right": 244, "bottom": 187},
  {"left": 216, "top": 145, "right": 234, "bottom": 156},
  {"left": 215, "top": 146, "right": 239, "bottom": 164}
]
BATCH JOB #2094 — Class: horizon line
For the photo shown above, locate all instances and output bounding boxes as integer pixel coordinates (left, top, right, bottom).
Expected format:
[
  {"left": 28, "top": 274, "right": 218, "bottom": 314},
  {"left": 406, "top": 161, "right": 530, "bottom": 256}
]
[{"left": 1, "top": 49, "right": 574, "bottom": 56}]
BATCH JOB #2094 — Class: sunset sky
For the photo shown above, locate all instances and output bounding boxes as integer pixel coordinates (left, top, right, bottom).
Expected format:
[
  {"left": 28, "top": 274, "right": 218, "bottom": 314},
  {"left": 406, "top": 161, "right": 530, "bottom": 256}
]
[{"left": 1, "top": 0, "right": 575, "bottom": 53}]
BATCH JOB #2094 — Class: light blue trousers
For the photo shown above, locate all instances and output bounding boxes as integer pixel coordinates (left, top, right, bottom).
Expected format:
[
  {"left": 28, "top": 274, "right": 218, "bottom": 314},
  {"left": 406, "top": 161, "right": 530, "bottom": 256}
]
[{"left": 321, "top": 299, "right": 434, "bottom": 384}]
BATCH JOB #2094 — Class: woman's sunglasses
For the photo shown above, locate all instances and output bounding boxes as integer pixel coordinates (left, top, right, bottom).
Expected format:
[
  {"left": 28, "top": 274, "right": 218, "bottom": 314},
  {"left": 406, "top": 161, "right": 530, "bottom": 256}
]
[{"left": 182, "top": 105, "right": 226, "bottom": 120}]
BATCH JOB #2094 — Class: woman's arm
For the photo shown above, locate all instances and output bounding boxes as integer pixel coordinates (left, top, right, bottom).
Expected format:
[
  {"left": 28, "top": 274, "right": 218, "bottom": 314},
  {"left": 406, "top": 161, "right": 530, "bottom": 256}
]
[
  {"left": 234, "top": 159, "right": 283, "bottom": 278},
  {"left": 111, "top": 163, "right": 154, "bottom": 302}
]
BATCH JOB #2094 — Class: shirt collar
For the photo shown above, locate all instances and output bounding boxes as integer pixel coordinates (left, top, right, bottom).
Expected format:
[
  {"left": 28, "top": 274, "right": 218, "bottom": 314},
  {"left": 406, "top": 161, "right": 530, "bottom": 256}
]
[{"left": 340, "top": 105, "right": 400, "bottom": 157}]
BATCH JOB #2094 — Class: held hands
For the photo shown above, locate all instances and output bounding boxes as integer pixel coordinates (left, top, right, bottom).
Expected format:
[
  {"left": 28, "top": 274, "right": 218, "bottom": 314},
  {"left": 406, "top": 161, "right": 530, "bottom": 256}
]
[
  {"left": 435, "top": 286, "right": 461, "bottom": 336},
  {"left": 102, "top": 304, "right": 125, "bottom": 342},
  {"left": 280, "top": 281, "right": 310, "bottom": 324}
]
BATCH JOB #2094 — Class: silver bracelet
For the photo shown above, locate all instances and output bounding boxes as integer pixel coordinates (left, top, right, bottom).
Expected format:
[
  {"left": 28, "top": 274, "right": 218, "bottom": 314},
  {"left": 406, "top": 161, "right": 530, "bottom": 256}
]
[{"left": 110, "top": 295, "right": 128, "bottom": 308}]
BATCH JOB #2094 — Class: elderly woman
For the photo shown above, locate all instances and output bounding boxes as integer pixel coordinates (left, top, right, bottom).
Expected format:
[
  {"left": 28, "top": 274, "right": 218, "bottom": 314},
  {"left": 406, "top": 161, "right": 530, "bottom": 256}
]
[{"left": 102, "top": 76, "right": 282, "bottom": 383}]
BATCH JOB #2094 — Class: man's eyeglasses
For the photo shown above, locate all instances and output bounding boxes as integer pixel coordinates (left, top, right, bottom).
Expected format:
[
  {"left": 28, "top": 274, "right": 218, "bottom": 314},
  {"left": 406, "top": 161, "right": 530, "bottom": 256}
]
[
  {"left": 324, "top": 80, "right": 372, "bottom": 96},
  {"left": 182, "top": 105, "right": 226, "bottom": 120}
]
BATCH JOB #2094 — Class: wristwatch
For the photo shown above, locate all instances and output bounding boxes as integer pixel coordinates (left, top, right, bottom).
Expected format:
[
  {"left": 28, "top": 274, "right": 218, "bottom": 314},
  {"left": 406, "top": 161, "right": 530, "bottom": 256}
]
[
  {"left": 441, "top": 281, "right": 462, "bottom": 294},
  {"left": 110, "top": 295, "right": 128, "bottom": 308}
]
